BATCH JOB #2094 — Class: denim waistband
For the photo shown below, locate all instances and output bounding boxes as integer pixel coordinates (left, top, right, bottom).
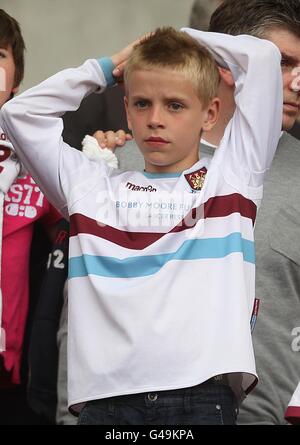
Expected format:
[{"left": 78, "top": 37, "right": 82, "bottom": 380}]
[{"left": 87, "top": 375, "right": 233, "bottom": 408}]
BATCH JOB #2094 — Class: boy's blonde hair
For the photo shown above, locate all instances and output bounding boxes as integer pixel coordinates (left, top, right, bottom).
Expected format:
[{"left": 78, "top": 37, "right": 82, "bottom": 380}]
[{"left": 124, "top": 27, "right": 220, "bottom": 108}]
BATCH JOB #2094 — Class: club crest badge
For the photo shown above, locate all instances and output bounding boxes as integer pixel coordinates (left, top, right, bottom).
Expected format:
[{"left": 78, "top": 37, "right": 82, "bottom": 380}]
[{"left": 184, "top": 167, "right": 207, "bottom": 191}]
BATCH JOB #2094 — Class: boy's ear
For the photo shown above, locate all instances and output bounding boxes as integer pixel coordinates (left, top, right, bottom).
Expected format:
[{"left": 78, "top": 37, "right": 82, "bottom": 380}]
[
  {"left": 202, "top": 97, "right": 220, "bottom": 132},
  {"left": 124, "top": 96, "right": 132, "bottom": 131}
]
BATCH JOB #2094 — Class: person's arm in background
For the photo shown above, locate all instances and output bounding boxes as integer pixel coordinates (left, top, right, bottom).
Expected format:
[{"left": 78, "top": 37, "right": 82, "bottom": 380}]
[{"left": 62, "top": 86, "right": 132, "bottom": 151}]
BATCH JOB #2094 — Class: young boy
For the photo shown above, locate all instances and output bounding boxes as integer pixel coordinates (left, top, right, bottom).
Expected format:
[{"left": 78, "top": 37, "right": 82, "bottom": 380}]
[
  {"left": 0, "top": 9, "right": 62, "bottom": 424},
  {"left": 1, "top": 27, "right": 282, "bottom": 425}
]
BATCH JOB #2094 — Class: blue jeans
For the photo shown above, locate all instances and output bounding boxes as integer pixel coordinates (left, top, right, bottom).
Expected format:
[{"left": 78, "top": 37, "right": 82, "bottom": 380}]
[{"left": 77, "top": 380, "right": 238, "bottom": 425}]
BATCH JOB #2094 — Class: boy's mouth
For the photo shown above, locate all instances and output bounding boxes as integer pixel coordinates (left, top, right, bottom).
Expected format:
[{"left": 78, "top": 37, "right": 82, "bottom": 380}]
[{"left": 145, "top": 136, "right": 170, "bottom": 145}]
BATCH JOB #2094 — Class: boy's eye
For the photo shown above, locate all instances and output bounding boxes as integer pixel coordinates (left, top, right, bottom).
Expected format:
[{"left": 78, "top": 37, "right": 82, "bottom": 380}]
[
  {"left": 134, "top": 100, "right": 149, "bottom": 109},
  {"left": 168, "top": 102, "right": 184, "bottom": 112}
]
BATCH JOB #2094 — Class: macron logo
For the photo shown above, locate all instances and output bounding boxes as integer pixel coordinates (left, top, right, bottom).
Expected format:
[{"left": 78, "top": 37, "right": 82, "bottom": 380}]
[{"left": 126, "top": 182, "right": 157, "bottom": 192}]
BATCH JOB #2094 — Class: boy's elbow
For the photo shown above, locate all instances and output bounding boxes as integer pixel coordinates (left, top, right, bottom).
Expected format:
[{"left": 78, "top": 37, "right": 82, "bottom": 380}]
[
  {"left": 2, "top": 100, "right": 12, "bottom": 120},
  {"left": 1, "top": 101, "right": 11, "bottom": 129},
  {"left": 240, "top": 35, "right": 281, "bottom": 65},
  {"left": 1, "top": 100, "right": 9, "bottom": 119},
  {"left": 253, "top": 38, "right": 281, "bottom": 64},
  {"left": 1, "top": 98, "right": 22, "bottom": 127}
]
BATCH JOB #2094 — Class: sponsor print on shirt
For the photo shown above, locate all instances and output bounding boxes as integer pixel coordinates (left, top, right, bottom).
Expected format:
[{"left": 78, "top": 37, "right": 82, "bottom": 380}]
[{"left": 5, "top": 175, "right": 45, "bottom": 220}]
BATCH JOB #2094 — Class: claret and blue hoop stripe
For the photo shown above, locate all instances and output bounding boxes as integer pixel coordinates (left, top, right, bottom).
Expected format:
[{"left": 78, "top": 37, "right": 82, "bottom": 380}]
[
  {"left": 69, "top": 233, "right": 255, "bottom": 279},
  {"left": 69, "top": 193, "right": 257, "bottom": 251}
]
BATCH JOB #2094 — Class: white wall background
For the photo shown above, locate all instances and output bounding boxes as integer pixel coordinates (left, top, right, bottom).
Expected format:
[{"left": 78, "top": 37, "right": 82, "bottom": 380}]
[{"left": 2, "top": 0, "right": 195, "bottom": 91}]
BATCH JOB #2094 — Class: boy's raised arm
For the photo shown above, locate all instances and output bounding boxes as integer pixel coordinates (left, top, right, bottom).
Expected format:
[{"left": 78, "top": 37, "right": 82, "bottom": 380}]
[
  {"left": 0, "top": 40, "right": 137, "bottom": 213},
  {"left": 182, "top": 29, "right": 283, "bottom": 189},
  {"left": 0, "top": 59, "right": 107, "bottom": 212}
]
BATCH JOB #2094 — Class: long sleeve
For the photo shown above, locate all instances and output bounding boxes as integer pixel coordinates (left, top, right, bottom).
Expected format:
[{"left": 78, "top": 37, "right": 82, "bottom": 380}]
[
  {"left": 181, "top": 29, "right": 283, "bottom": 189},
  {"left": 0, "top": 59, "right": 111, "bottom": 215}
]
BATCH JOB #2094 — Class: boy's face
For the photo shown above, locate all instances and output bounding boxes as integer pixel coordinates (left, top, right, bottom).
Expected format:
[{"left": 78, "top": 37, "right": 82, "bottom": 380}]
[
  {"left": 125, "top": 68, "right": 219, "bottom": 173},
  {"left": 0, "top": 44, "right": 18, "bottom": 108}
]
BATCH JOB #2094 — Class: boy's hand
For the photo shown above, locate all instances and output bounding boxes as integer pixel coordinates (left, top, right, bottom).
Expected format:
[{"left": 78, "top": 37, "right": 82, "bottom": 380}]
[
  {"left": 218, "top": 67, "right": 234, "bottom": 87},
  {"left": 111, "top": 34, "right": 150, "bottom": 80},
  {"left": 93, "top": 130, "right": 133, "bottom": 150}
]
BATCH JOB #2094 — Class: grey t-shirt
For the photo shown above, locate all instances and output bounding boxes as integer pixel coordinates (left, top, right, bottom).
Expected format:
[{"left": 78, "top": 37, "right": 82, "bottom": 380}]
[{"left": 238, "top": 132, "right": 300, "bottom": 425}]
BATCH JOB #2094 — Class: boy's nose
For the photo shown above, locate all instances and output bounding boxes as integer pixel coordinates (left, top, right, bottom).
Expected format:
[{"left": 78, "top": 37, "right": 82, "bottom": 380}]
[{"left": 148, "top": 107, "right": 165, "bottom": 128}]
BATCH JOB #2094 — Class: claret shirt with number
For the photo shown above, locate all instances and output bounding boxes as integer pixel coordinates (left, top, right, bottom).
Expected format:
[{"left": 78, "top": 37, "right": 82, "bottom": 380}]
[{"left": 1, "top": 30, "right": 283, "bottom": 410}]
